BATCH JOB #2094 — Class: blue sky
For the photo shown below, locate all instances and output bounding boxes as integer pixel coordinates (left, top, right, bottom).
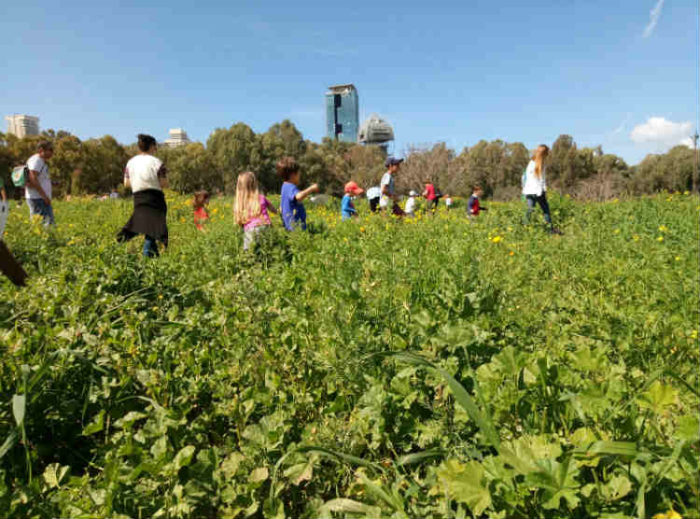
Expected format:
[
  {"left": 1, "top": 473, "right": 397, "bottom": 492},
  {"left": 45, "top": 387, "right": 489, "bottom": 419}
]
[{"left": 1, "top": 0, "right": 696, "bottom": 165}]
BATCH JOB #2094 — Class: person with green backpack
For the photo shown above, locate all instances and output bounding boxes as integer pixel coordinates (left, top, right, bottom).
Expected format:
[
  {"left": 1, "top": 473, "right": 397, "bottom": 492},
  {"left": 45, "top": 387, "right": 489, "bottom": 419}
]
[{"left": 15, "top": 141, "right": 55, "bottom": 226}]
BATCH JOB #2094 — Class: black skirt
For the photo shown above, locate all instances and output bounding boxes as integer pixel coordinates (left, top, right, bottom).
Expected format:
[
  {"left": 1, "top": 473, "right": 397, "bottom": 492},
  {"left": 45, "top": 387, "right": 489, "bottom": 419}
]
[{"left": 117, "top": 189, "right": 168, "bottom": 246}]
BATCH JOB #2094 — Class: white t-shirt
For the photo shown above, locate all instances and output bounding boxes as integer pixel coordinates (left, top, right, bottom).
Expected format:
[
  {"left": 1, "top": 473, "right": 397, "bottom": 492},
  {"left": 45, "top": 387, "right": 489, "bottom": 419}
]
[
  {"left": 445, "top": 197, "right": 453, "bottom": 206},
  {"left": 25, "top": 154, "right": 52, "bottom": 200},
  {"left": 124, "top": 154, "right": 165, "bottom": 193},
  {"left": 379, "top": 172, "right": 394, "bottom": 207},
  {"left": 366, "top": 186, "right": 381, "bottom": 200},
  {"left": 522, "top": 160, "right": 547, "bottom": 196},
  {"left": 405, "top": 196, "right": 416, "bottom": 214}
]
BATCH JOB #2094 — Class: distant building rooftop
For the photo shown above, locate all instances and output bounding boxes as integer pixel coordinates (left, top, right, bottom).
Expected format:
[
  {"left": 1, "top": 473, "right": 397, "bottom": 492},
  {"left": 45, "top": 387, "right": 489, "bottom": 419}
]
[
  {"left": 164, "top": 128, "right": 191, "bottom": 148},
  {"left": 327, "top": 84, "right": 357, "bottom": 94}
]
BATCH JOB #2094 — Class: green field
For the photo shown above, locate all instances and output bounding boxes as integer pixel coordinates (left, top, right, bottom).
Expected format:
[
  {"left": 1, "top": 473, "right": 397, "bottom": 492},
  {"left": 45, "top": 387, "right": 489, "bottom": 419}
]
[{"left": 1, "top": 193, "right": 697, "bottom": 519}]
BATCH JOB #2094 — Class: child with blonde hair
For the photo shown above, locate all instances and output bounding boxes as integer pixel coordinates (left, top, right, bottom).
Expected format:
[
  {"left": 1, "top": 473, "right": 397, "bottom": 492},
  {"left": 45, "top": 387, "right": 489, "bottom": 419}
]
[
  {"left": 523, "top": 144, "right": 560, "bottom": 233},
  {"left": 233, "top": 172, "right": 277, "bottom": 250}
]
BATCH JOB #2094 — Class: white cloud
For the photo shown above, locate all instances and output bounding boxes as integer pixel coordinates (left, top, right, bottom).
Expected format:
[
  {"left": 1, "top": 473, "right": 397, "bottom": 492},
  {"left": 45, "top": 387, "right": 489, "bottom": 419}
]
[
  {"left": 630, "top": 117, "right": 693, "bottom": 150},
  {"left": 679, "top": 136, "right": 694, "bottom": 149},
  {"left": 643, "top": 0, "right": 665, "bottom": 38}
]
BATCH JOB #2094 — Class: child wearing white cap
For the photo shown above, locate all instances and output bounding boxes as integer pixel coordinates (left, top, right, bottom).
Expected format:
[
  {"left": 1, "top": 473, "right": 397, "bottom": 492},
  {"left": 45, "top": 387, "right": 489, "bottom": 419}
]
[{"left": 405, "top": 190, "right": 418, "bottom": 217}]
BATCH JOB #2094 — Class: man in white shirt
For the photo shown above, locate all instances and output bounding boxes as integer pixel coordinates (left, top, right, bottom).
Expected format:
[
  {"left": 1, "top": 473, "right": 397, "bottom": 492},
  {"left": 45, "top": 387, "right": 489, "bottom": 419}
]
[
  {"left": 380, "top": 157, "right": 405, "bottom": 216},
  {"left": 26, "top": 141, "right": 55, "bottom": 226}
]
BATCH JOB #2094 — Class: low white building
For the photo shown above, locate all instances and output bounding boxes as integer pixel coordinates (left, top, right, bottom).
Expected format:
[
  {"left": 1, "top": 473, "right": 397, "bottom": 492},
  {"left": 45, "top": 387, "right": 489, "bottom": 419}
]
[
  {"left": 5, "top": 114, "right": 40, "bottom": 138},
  {"left": 164, "top": 128, "right": 191, "bottom": 148}
]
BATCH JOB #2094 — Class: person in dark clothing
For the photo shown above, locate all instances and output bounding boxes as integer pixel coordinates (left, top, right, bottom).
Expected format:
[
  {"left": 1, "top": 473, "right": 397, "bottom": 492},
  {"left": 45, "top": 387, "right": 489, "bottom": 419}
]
[{"left": 117, "top": 134, "right": 169, "bottom": 257}]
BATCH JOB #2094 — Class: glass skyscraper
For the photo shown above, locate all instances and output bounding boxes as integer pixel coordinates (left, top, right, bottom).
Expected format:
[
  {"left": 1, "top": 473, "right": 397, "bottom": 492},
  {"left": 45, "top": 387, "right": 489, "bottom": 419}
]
[{"left": 325, "top": 84, "right": 359, "bottom": 143}]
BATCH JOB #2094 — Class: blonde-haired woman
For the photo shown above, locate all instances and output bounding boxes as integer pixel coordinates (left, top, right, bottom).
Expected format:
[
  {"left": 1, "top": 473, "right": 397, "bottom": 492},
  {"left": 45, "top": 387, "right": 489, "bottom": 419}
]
[
  {"left": 233, "top": 172, "right": 277, "bottom": 250},
  {"left": 522, "top": 144, "right": 558, "bottom": 233}
]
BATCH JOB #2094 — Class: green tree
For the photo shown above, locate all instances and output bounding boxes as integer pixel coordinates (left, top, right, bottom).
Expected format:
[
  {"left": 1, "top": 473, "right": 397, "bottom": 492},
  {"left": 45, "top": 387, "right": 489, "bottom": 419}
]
[
  {"left": 165, "top": 143, "right": 219, "bottom": 193},
  {"left": 207, "top": 122, "right": 260, "bottom": 193},
  {"left": 50, "top": 135, "right": 83, "bottom": 197},
  {"left": 629, "top": 145, "right": 694, "bottom": 194},
  {"left": 257, "top": 120, "right": 307, "bottom": 191},
  {"left": 76, "top": 136, "right": 128, "bottom": 194}
]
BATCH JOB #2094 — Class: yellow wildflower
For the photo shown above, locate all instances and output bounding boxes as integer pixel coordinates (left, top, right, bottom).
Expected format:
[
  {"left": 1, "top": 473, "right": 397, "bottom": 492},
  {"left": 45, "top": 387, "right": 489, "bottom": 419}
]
[
  {"left": 653, "top": 510, "right": 682, "bottom": 519},
  {"left": 657, "top": 236, "right": 664, "bottom": 242},
  {"left": 491, "top": 236, "right": 502, "bottom": 243},
  {"left": 658, "top": 225, "right": 668, "bottom": 232}
]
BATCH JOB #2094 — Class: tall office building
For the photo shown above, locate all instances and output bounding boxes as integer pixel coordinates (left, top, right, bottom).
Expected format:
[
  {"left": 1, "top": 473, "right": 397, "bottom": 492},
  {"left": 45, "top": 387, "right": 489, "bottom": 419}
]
[
  {"left": 5, "top": 114, "right": 40, "bottom": 138},
  {"left": 325, "top": 84, "right": 359, "bottom": 143},
  {"left": 164, "top": 128, "right": 191, "bottom": 148}
]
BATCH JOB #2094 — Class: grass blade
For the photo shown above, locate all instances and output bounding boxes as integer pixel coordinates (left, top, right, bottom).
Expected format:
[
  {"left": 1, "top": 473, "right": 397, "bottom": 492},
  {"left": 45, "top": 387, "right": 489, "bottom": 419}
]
[{"left": 388, "top": 351, "right": 500, "bottom": 450}]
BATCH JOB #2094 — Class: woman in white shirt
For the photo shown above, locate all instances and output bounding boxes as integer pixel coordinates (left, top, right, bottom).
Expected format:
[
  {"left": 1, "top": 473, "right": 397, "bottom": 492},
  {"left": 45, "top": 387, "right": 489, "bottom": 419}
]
[
  {"left": 117, "top": 134, "right": 169, "bottom": 257},
  {"left": 522, "top": 144, "right": 555, "bottom": 232}
]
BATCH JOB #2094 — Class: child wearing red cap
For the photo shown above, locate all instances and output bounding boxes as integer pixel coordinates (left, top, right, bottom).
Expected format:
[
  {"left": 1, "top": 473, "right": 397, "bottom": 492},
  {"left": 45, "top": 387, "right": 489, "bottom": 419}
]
[{"left": 341, "top": 181, "right": 364, "bottom": 220}]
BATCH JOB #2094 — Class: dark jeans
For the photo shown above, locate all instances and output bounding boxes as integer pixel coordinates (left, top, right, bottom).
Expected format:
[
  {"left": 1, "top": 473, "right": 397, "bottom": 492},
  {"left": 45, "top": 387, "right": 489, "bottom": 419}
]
[
  {"left": 369, "top": 197, "right": 380, "bottom": 212},
  {"left": 28, "top": 198, "right": 55, "bottom": 226},
  {"left": 143, "top": 236, "right": 159, "bottom": 258},
  {"left": 524, "top": 193, "right": 552, "bottom": 226}
]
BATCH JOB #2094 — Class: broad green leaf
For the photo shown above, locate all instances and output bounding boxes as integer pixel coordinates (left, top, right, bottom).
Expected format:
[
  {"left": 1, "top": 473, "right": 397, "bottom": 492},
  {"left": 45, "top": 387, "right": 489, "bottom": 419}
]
[
  {"left": 262, "top": 497, "right": 285, "bottom": 519},
  {"left": 82, "top": 410, "right": 105, "bottom": 436},
  {"left": 499, "top": 435, "right": 562, "bottom": 475},
  {"left": 569, "top": 427, "right": 598, "bottom": 448},
  {"left": 12, "top": 394, "right": 26, "bottom": 427},
  {"left": 43, "top": 463, "right": 70, "bottom": 489},
  {"left": 284, "top": 459, "right": 314, "bottom": 486},
  {"left": 250, "top": 466, "right": 269, "bottom": 483},
  {"left": 637, "top": 381, "right": 678, "bottom": 413},
  {"left": 436, "top": 459, "right": 492, "bottom": 516},
  {"left": 601, "top": 474, "right": 632, "bottom": 502},
  {"left": 676, "top": 414, "right": 699, "bottom": 442},
  {"left": 220, "top": 452, "right": 244, "bottom": 479},
  {"left": 525, "top": 457, "right": 581, "bottom": 510},
  {"left": 173, "top": 445, "right": 196, "bottom": 470},
  {"left": 319, "top": 498, "right": 382, "bottom": 517},
  {"left": 114, "top": 411, "right": 147, "bottom": 429}
]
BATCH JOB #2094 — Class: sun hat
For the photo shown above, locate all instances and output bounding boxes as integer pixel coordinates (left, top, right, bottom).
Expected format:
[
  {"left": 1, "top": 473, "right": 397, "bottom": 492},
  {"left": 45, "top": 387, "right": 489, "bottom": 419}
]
[{"left": 344, "top": 181, "right": 364, "bottom": 195}]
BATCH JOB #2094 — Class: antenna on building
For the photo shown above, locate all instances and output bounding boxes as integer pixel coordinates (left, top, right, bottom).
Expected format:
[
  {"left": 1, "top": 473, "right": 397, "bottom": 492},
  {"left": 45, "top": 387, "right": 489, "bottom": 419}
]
[{"left": 693, "top": 131, "right": 699, "bottom": 193}]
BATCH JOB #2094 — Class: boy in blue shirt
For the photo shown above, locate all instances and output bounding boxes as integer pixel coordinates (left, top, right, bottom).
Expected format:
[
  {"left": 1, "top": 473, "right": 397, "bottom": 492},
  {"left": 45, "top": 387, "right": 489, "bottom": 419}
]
[
  {"left": 278, "top": 156, "right": 319, "bottom": 231},
  {"left": 341, "top": 181, "right": 364, "bottom": 220}
]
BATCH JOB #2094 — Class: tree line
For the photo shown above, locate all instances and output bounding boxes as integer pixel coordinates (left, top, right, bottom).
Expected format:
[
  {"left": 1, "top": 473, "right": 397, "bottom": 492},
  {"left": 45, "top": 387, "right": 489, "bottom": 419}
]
[{"left": 0, "top": 121, "right": 695, "bottom": 199}]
